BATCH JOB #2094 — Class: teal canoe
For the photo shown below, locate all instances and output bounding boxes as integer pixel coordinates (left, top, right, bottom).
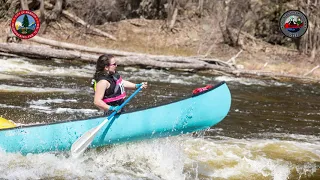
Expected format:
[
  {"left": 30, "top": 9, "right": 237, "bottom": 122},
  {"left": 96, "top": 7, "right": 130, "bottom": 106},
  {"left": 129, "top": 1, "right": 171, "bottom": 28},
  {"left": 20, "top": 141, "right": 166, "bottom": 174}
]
[{"left": 0, "top": 82, "right": 231, "bottom": 155}]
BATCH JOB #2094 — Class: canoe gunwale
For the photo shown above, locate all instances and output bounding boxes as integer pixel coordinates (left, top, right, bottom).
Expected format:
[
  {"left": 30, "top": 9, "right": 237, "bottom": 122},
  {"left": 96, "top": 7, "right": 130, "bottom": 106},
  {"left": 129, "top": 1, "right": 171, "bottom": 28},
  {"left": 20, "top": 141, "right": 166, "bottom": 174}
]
[{"left": 0, "top": 81, "right": 227, "bottom": 131}]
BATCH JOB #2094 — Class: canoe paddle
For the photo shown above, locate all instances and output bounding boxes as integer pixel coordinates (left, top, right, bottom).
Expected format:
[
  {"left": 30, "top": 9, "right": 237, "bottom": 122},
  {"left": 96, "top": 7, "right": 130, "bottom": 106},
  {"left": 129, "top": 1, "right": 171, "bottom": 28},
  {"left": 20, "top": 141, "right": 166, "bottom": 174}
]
[
  {"left": 71, "top": 85, "right": 143, "bottom": 158},
  {"left": 0, "top": 117, "right": 16, "bottom": 129}
]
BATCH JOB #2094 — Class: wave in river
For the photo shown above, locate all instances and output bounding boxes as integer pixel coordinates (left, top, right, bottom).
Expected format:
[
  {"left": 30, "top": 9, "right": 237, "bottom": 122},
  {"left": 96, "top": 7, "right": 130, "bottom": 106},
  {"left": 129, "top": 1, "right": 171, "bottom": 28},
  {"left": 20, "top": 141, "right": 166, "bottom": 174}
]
[{"left": 0, "top": 136, "right": 319, "bottom": 180}]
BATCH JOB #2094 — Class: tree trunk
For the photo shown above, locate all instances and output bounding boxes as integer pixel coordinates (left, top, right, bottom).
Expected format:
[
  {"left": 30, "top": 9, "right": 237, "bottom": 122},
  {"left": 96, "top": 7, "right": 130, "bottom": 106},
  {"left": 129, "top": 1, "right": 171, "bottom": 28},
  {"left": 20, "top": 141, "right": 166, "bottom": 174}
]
[
  {"left": 20, "top": 0, "right": 29, "bottom": 10},
  {"left": 218, "top": 0, "right": 236, "bottom": 47},
  {"left": 168, "top": 8, "right": 178, "bottom": 30},
  {"left": 166, "top": 0, "right": 178, "bottom": 29},
  {"left": 0, "top": 42, "right": 98, "bottom": 62},
  {"left": 7, "top": 0, "right": 20, "bottom": 17},
  {"left": 39, "top": 0, "right": 47, "bottom": 34},
  {"left": 310, "top": 19, "right": 319, "bottom": 62},
  {"left": 198, "top": 0, "right": 204, "bottom": 17},
  {"left": 39, "top": 0, "right": 64, "bottom": 34},
  {"left": 47, "top": 0, "right": 63, "bottom": 20}
]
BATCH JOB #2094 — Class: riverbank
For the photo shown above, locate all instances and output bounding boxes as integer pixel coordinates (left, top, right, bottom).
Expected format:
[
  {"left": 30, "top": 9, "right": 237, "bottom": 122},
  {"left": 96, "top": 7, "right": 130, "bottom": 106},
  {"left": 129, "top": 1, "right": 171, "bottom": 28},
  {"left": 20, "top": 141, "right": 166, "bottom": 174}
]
[{"left": 0, "top": 17, "right": 319, "bottom": 82}]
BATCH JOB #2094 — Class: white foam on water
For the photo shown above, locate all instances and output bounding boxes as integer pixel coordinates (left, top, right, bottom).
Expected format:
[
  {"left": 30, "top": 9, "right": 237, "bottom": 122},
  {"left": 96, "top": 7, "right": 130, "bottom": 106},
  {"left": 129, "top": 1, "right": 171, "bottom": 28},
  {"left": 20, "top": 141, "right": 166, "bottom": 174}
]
[
  {"left": 0, "top": 135, "right": 319, "bottom": 179},
  {"left": 0, "top": 85, "right": 78, "bottom": 93},
  {"left": 26, "top": 99, "right": 97, "bottom": 114},
  {"left": 1, "top": 98, "right": 96, "bottom": 115},
  {"left": 215, "top": 76, "right": 292, "bottom": 87},
  {"left": 55, "top": 108, "right": 98, "bottom": 114},
  {"left": 0, "top": 150, "right": 84, "bottom": 180},
  {"left": 28, "top": 105, "right": 54, "bottom": 114},
  {"left": 0, "top": 73, "right": 23, "bottom": 80},
  {"left": 122, "top": 68, "right": 214, "bottom": 85},
  {"left": 26, "top": 98, "right": 84, "bottom": 114},
  {"left": 307, "top": 112, "right": 320, "bottom": 116},
  {"left": 256, "top": 132, "right": 320, "bottom": 144},
  {"left": 28, "top": 98, "right": 78, "bottom": 106},
  {"left": 0, "top": 58, "right": 93, "bottom": 77},
  {"left": 0, "top": 103, "right": 23, "bottom": 109},
  {"left": 183, "top": 137, "right": 320, "bottom": 179},
  {"left": 88, "top": 137, "right": 186, "bottom": 180},
  {"left": 0, "top": 137, "right": 186, "bottom": 180}
]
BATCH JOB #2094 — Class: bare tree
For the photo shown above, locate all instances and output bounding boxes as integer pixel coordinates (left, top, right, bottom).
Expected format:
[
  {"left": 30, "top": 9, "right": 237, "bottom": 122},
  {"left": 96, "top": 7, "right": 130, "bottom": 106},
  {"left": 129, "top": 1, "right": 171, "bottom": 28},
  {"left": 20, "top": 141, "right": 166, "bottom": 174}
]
[
  {"left": 20, "top": 0, "right": 29, "bottom": 10},
  {"left": 6, "top": 0, "right": 20, "bottom": 17},
  {"left": 298, "top": 0, "right": 320, "bottom": 62}
]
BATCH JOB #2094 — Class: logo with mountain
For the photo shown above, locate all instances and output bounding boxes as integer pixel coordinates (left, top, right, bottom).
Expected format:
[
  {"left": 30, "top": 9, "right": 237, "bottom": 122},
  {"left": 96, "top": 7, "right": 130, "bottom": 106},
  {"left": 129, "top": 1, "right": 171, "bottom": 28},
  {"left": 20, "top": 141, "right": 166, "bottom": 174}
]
[
  {"left": 11, "top": 10, "right": 40, "bottom": 39},
  {"left": 280, "top": 10, "right": 308, "bottom": 38}
]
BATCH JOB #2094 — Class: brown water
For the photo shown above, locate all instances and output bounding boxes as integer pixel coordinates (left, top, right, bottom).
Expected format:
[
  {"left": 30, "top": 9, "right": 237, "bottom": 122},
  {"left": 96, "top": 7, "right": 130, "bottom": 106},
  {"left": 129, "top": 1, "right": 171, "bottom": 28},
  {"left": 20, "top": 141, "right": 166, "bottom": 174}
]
[{"left": 0, "top": 57, "right": 319, "bottom": 179}]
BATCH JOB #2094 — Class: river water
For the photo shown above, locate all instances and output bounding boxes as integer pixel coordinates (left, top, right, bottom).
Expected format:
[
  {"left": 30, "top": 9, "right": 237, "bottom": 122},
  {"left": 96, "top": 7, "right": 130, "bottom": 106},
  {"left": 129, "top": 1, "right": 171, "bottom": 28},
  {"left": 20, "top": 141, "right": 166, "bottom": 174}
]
[{"left": 0, "top": 57, "right": 319, "bottom": 180}]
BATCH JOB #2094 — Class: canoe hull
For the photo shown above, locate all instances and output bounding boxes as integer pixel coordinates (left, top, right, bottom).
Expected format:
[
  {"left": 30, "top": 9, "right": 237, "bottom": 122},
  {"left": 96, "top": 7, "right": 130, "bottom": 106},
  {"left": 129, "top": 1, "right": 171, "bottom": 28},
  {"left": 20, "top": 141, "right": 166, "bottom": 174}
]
[{"left": 0, "top": 82, "right": 231, "bottom": 154}]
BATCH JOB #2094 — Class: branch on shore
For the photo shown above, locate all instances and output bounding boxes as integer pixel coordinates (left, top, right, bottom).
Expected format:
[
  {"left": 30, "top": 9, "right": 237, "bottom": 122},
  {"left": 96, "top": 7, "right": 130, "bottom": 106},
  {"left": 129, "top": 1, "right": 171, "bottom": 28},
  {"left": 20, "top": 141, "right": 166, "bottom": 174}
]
[
  {"left": 44, "top": 2, "right": 117, "bottom": 41},
  {"left": 117, "top": 56, "right": 232, "bottom": 72},
  {"left": 304, "top": 65, "right": 320, "bottom": 77},
  {"left": 227, "top": 49, "right": 243, "bottom": 64}
]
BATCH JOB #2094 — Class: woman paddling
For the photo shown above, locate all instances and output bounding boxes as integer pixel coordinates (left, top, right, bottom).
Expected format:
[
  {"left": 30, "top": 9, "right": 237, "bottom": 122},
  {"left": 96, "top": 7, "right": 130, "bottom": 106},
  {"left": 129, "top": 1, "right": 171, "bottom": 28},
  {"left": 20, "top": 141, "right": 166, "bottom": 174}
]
[{"left": 92, "top": 54, "right": 147, "bottom": 115}]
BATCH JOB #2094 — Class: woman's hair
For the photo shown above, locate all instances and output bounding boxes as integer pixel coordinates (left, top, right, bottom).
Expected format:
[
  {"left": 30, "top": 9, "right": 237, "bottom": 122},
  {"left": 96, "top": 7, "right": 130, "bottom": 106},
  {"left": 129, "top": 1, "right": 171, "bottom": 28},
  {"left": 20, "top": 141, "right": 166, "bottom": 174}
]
[{"left": 93, "top": 54, "right": 114, "bottom": 80}]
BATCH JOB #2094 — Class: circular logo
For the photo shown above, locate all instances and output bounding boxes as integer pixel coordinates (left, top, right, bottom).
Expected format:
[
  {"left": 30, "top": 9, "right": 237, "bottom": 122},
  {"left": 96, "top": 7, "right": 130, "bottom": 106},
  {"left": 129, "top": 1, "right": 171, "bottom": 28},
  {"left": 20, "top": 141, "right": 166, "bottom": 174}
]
[
  {"left": 280, "top": 10, "right": 308, "bottom": 38},
  {"left": 11, "top": 10, "right": 40, "bottom": 39}
]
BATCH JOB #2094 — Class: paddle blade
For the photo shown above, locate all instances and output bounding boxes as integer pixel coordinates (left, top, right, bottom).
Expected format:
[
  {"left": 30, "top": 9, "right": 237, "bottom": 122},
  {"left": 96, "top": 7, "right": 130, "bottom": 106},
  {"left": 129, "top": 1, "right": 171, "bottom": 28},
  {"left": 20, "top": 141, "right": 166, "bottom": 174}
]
[
  {"left": 0, "top": 117, "right": 16, "bottom": 129},
  {"left": 71, "top": 126, "right": 99, "bottom": 158}
]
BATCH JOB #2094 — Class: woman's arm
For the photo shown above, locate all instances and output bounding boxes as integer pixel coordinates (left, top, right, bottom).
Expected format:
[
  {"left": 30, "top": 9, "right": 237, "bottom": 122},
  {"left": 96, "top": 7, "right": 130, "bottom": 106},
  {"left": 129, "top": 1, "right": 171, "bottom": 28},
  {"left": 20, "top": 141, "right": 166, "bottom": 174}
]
[
  {"left": 94, "top": 80, "right": 113, "bottom": 111},
  {"left": 123, "top": 80, "right": 148, "bottom": 90},
  {"left": 123, "top": 80, "right": 137, "bottom": 90}
]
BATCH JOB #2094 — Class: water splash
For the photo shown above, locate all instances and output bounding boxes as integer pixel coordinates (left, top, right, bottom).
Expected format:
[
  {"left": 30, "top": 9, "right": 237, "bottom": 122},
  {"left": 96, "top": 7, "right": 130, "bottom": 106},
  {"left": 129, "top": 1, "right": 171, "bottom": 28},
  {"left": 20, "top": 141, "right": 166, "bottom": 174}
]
[{"left": 0, "top": 136, "right": 319, "bottom": 179}]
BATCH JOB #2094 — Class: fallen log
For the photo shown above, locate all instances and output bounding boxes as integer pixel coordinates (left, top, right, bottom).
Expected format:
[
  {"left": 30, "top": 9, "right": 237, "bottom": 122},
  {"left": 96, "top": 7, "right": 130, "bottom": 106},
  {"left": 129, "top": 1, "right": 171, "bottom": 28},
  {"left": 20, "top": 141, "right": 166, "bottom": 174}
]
[
  {"left": 0, "top": 52, "right": 23, "bottom": 58},
  {"left": 2, "top": 42, "right": 317, "bottom": 83},
  {"left": 0, "top": 43, "right": 230, "bottom": 71},
  {"left": 0, "top": 43, "right": 98, "bottom": 62},
  {"left": 30, "top": 36, "right": 143, "bottom": 56},
  {"left": 192, "top": 57, "right": 235, "bottom": 68},
  {"left": 117, "top": 56, "right": 232, "bottom": 71},
  {"left": 30, "top": 36, "right": 232, "bottom": 67}
]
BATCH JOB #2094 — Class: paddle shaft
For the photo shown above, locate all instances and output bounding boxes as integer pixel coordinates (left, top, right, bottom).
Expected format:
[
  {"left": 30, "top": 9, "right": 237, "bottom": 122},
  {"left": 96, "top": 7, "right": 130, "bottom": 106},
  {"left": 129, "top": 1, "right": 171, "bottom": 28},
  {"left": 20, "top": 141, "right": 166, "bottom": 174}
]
[
  {"left": 93, "top": 85, "right": 143, "bottom": 135},
  {"left": 71, "top": 85, "right": 143, "bottom": 157},
  {"left": 106, "top": 85, "right": 143, "bottom": 120}
]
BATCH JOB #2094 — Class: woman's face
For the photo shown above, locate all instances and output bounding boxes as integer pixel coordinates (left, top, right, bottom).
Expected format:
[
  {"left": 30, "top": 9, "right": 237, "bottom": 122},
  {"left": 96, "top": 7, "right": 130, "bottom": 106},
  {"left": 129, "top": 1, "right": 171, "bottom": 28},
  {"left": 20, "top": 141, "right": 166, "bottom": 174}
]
[{"left": 106, "top": 58, "right": 117, "bottom": 74}]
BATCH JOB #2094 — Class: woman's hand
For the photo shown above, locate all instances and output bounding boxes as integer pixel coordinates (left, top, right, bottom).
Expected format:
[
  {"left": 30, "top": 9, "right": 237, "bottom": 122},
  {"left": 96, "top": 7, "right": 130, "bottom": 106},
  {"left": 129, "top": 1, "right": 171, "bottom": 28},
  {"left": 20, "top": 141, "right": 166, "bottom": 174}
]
[
  {"left": 109, "top": 105, "right": 120, "bottom": 112},
  {"left": 136, "top": 82, "right": 148, "bottom": 89},
  {"left": 141, "top": 82, "right": 148, "bottom": 89}
]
